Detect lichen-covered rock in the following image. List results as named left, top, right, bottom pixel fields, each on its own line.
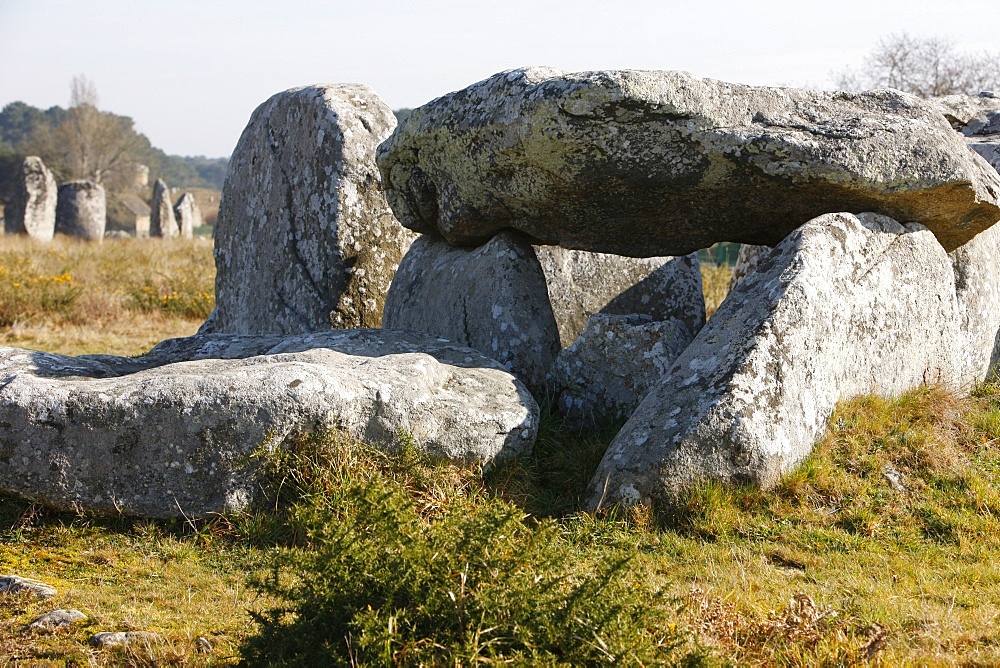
left=150, top=178, right=179, bottom=238
left=728, top=244, right=771, bottom=292
left=5, top=157, right=56, bottom=241
left=0, top=329, right=538, bottom=518
left=206, top=84, right=414, bottom=336
left=951, top=223, right=1000, bottom=384
left=383, top=233, right=559, bottom=396
left=173, top=192, right=202, bottom=240
left=0, top=575, right=56, bottom=598
left=29, top=609, right=87, bottom=629
left=56, top=180, right=106, bottom=242
left=587, top=212, right=964, bottom=509
left=549, top=314, right=694, bottom=426
left=533, top=248, right=705, bottom=347
left=379, top=67, right=1000, bottom=255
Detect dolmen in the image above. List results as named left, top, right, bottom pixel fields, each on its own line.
left=2, top=68, right=1000, bottom=519
left=376, top=67, right=1000, bottom=510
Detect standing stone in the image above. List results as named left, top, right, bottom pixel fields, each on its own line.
left=173, top=192, right=201, bottom=240
left=150, top=179, right=179, bottom=238
left=533, top=248, right=705, bottom=347
left=5, top=156, right=57, bottom=241
left=383, top=232, right=560, bottom=396
left=379, top=67, right=1000, bottom=255
left=56, top=180, right=106, bottom=242
left=587, top=212, right=964, bottom=509
left=206, top=84, right=414, bottom=335
left=549, top=314, right=694, bottom=426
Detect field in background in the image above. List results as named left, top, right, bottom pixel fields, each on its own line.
left=0, top=235, right=214, bottom=356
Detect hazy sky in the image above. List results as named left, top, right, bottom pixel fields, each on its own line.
left=2, top=0, right=998, bottom=158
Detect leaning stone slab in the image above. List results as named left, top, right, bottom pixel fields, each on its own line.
left=383, top=232, right=560, bottom=396
left=206, top=84, right=415, bottom=336
left=728, top=244, right=771, bottom=292
left=379, top=67, right=1000, bottom=255
left=150, top=178, right=178, bottom=239
left=587, top=212, right=963, bottom=509
left=5, top=156, right=56, bottom=241
left=534, top=248, right=705, bottom=347
left=0, top=329, right=538, bottom=518
left=56, top=180, right=106, bottom=242
left=549, top=314, right=694, bottom=427
left=0, top=575, right=56, bottom=598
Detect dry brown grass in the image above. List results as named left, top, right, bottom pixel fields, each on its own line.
left=0, top=234, right=213, bottom=356
left=700, top=263, right=733, bottom=320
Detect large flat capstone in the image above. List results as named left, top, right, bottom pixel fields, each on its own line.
left=587, top=212, right=967, bottom=509
left=378, top=68, right=1000, bottom=255
left=0, top=330, right=538, bottom=518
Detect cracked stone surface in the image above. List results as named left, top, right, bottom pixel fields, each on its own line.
left=378, top=67, right=1000, bottom=255
left=549, top=314, right=695, bottom=427
left=204, top=84, right=415, bottom=335
left=534, top=248, right=704, bottom=347
left=5, top=156, right=56, bottom=241
left=383, top=232, right=560, bottom=396
left=586, top=212, right=967, bottom=509
left=0, top=329, right=538, bottom=518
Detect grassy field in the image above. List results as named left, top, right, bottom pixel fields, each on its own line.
left=2, top=238, right=999, bottom=665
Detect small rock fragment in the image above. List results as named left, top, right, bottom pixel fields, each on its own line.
left=90, top=631, right=161, bottom=648
left=28, top=609, right=87, bottom=629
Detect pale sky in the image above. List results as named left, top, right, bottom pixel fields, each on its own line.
left=2, top=0, right=998, bottom=158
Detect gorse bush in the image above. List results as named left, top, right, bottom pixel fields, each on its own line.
left=0, top=254, right=79, bottom=326
left=240, top=433, right=678, bottom=666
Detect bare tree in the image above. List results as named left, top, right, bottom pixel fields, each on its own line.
left=834, top=33, right=1000, bottom=97
left=23, top=76, right=145, bottom=192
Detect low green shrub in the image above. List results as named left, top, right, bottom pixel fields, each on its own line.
left=240, top=433, right=678, bottom=666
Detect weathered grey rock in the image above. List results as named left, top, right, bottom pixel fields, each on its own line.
left=150, top=179, right=179, bottom=238
left=932, top=92, right=1000, bottom=134
left=549, top=314, right=694, bottom=426
left=90, top=631, right=161, bottom=648
left=0, top=575, right=56, bottom=598
left=587, top=212, right=964, bottom=509
left=29, top=609, right=87, bottom=629
left=379, top=67, right=1000, bottom=255
left=0, top=329, right=537, bottom=517
left=56, top=180, right=106, bottom=242
left=4, top=157, right=56, bottom=241
left=173, top=192, right=201, bottom=240
left=533, top=248, right=705, bottom=347
left=970, top=136, right=1000, bottom=172
left=206, top=84, right=415, bottom=336
left=383, top=233, right=559, bottom=395
left=729, top=244, right=771, bottom=292
left=951, top=222, right=1000, bottom=384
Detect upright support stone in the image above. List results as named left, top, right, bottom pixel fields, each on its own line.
left=56, top=180, right=106, bottom=242
left=5, top=156, right=56, bottom=241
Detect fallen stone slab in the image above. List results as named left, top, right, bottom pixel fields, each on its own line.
left=379, top=67, right=1000, bottom=255
left=383, top=232, right=561, bottom=396
left=534, top=248, right=705, bottom=347
left=205, top=84, right=415, bottom=336
left=549, top=314, right=694, bottom=426
left=0, top=329, right=538, bottom=518
left=587, top=212, right=964, bottom=509
left=28, top=609, right=87, bottom=629
left=0, top=575, right=57, bottom=598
